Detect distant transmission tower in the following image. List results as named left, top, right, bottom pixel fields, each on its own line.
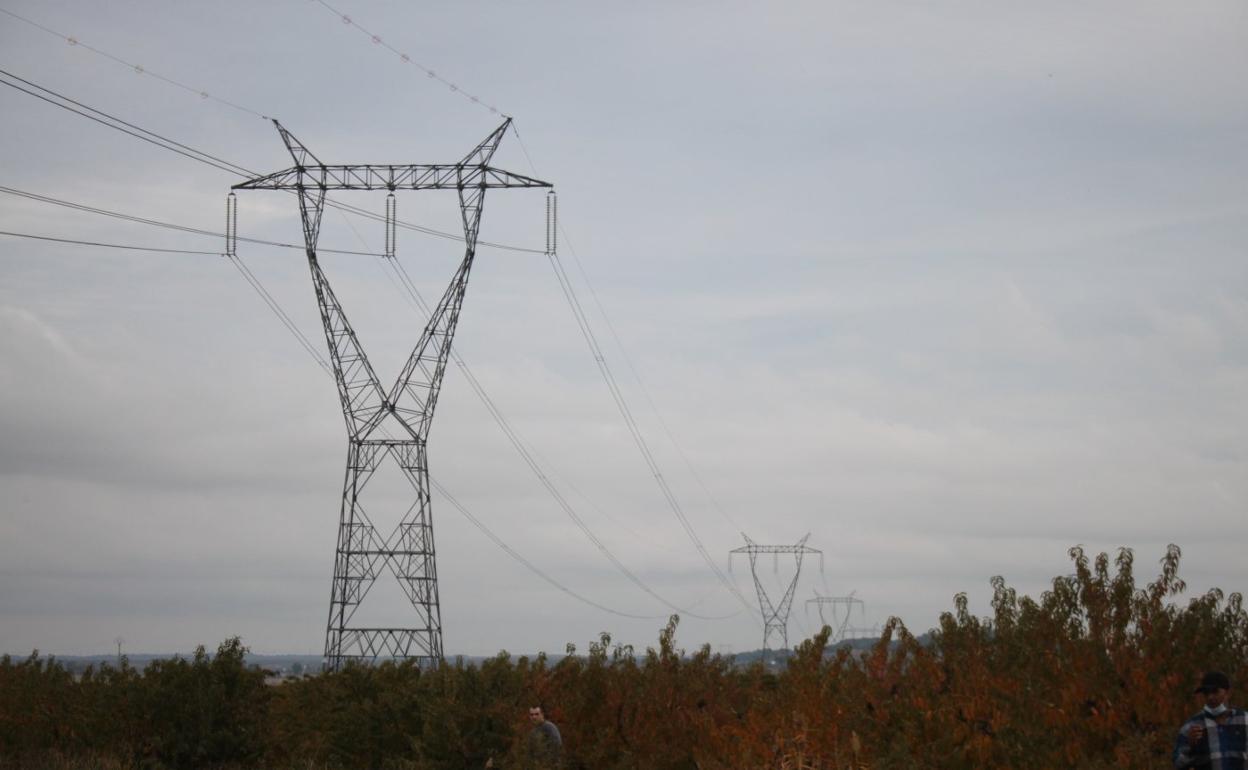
left=806, top=590, right=865, bottom=644
left=233, top=120, right=550, bottom=670
left=730, top=533, right=821, bottom=664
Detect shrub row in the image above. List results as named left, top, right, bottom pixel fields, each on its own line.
left=1, top=545, right=1244, bottom=769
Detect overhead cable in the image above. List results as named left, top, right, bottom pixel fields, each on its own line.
left=429, top=478, right=662, bottom=620
left=228, top=250, right=664, bottom=621
left=544, top=245, right=754, bottom=614
left=226, top=254, right=333, bottom=374
left=308, top=0, right=504, bottom=116
left=338, top=211, right=702, bottom=555
left=0, top=68, right=543, bottom=255
left=0, top=68, right=246, bottom=176
left=0, top=185, right=385, bottom=257
left=557, top=219, right=745, bottom=533
left=0, top=6, right=270, bottom=120
left=505, top=123, right=756, bottom=613
left=2, top=30, right=728, bottom=622
left=0, top=229, right=221, bottom=256
left=338, top=214, right=739, bottom=620
left=281, top=0, right=761, bottom=613
left=0, top=119, right=686, bottom=619
left=2, top=219, right=654, bottom=620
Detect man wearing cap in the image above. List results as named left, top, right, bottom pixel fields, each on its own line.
left=1174, top=671, right=1248, bottom=769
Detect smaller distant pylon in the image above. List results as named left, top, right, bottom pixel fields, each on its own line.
left=806, top=590, right=866, bottom=644
left=730, top=533, right=821, bottom=665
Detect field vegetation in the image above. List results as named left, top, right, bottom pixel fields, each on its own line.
left=1, top=545, right=1245, bottom=769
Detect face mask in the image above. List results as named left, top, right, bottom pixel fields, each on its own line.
left=1205, top=704, right=1228, bottom=717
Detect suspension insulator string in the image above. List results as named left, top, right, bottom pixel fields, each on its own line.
left=225, top=192, right=237, bottom=257
left=384, top=192, right=396, bottom=259
left=545, top=190, right=557, bottom=256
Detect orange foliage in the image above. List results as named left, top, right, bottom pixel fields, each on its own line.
left=1, top=545, right=1244, bottom=769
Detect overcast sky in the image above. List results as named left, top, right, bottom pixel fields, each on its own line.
left=1, top=0, right=1245, bottom=658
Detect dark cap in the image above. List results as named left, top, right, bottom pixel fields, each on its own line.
left=1195, top=671, right=1231, bottom=694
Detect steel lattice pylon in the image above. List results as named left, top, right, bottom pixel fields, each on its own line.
left=234, top=120, right=550, bottom=670
left=730, top=533, right=821, bottom=665
left=806, top=590, right=865, bottom=644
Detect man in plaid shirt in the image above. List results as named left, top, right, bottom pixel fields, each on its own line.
left=1174, top=671, right=1248, bottom=769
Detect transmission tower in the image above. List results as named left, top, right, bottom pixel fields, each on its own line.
left=806, top=590, right=865, bottom=644
left=730, top=533, right=821, bottom=665
left=233, top=119, right=551, bottom=670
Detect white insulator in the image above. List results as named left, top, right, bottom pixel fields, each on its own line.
left=385, top=193, right=396, bottom=259
left=225, top=192, right=237, bottom=257
left=545, top=190, right=557, bottom=256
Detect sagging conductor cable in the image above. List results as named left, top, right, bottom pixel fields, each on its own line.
left=0, top=68, right=544, bottom=255
left=511, top=123, right=757, bottom=617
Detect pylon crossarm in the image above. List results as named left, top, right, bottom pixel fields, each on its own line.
left=731, top=545, right=821, bottom=555
left=235, top=119, right=549, bottom=192
left=233, top=164, right=549, bottom=191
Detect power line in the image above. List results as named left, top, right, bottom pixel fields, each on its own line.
left=507, top=124, right=757, bottom=614
left=337, top=213, right=738, bottom=620
left=231, top=240, right=660, bottom=622
left=4, top=210, right=670, bottom=617
left=329, top=196, right=545, bottom=255
left=0, top=185, right=385, bottom=257
left=2, top=182, right=700, bottom=620
left=226, top=254, right=333, bottom=374
left=0, top=229, right=221, bottom=256
left=544, top=246, right=754, bottom=614
left=271, top=2, right=758, bottom=612
left=429, top=477, right=661, bottom=620
left=504, top=125, right=753, bottom=607
left=232, top=249, right=659, bottom=621
left=308, top=0, right=504, bottom=116
left=2, top=217, right=657, bottom=621
left=0, top=68, right=544, bottom=255
left=0, top=69, right=246, bottom=176
left=0, top=6, right=270, bottom=120
left=0, top=143, right=659, bottom=622
left=2, top=39, right=740, bottom=622
left=345, top=215, right=687, bottom=556
left=556, top=219, right=744, bottom=533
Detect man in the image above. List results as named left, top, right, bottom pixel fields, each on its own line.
left=483, top=705, right=562, bottom=769
left=1174, top=671, right=1248, bottom=769
left=528, top=704, right=562, bottom=768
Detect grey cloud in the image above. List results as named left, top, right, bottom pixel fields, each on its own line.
left=1, top=0, right=1244, bottom=657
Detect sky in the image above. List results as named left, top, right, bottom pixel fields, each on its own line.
left=1, top=0, right=1245, bottom=658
